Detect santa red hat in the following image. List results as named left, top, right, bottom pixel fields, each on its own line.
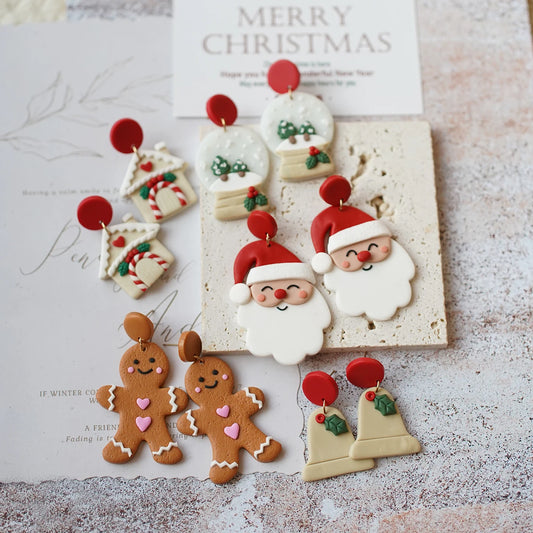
left=310, top=176, right=390, bottom=274
left=230, top=211, right=315, bottom=305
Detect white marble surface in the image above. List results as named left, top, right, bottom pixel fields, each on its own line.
left=1, top=0, right=532, bottom=531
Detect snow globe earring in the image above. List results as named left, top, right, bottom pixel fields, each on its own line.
left=260, top=59, right=335, bottom=181
left=195, top=94, right=270, bottom=221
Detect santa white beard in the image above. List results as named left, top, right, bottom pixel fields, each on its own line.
left=237, top=288, right=331, bottom=365
left=324, top=240, right=415, bottom=321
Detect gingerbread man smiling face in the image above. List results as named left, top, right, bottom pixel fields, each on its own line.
left=176, top=331, right=282, bottom=484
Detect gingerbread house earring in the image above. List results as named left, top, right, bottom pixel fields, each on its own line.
left=260, top=59, right=335, bottom=181
left=195, top=94, right=270, bottom=221
left=111, top=118, right=197, bottom=223
left=76, top=196, right=174, bottom=298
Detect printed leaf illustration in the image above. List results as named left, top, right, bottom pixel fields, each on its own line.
left=7, top=137, right=102, bottom=162
left=25, top=73, right=72, bottom=127
left=324, top=414, right=348, bottom=436
left=278, top=120, right=297, bottom=140
left=374, top=394, right=397, bottom=416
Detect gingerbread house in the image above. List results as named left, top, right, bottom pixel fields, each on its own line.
left=119, top=142, right=197, bottom=223
left=99, top=214, right=174, bottom=299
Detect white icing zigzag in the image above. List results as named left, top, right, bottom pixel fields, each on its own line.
left=111, top=437, right=132, bottom=457
left=210, top=460, right=238, bottom=469
left=186, top=409, right=198, bottom=436
left=152, top=441, right=178, bottom=456
left=244, top=387, right=263, bottom=409
left=168, top=386, right=178, bottom=413
left=254, top=436, right=272, bottom=459
left=107, top=385, right=116, bottom=411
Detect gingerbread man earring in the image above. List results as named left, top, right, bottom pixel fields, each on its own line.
left=261, top=59, right=335, bottom=181
left=301, top=371, right=374, bottom=481
left=95, top=312, right=188, bottom=464
left=176, top=331, right=282, bottom=484
left=346, top=357, right=421, bottom=460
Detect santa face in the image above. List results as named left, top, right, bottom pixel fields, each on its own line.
left=330, top=236, right=391, bottom=272
left=324, top=240, right=415, bottom=321
left=250, top=278, right=313, bottom=308
left=237, top=286, right=331, bottom=365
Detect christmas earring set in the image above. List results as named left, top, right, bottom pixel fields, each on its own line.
left=97, top=312, right=282, bottom=484
left=76, top=119, right=198, bottom=298
left=302, top=357, right=421, bottom=482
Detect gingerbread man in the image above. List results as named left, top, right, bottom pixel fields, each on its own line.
left=96, top=312, right=188, bottom=464
left=176, top=331, right=282, bottom=484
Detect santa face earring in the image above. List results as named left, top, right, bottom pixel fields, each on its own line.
left=301, top=371, right=375, bottom=481
left=195, top=94, right=270, bottom=221
left=229, top=211, right=331, bottom=365
left=311, top=175, right=416, bottom=321
left=111, top=118, right=197, bottom=223
left=77, top=196, right=174, bottom=299
left=346, top=357, right=421, bottom=460
left=261, top=60, right=335, bottom=181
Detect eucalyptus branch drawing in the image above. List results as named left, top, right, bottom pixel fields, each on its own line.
left=0, top=57, right=172, bottom=162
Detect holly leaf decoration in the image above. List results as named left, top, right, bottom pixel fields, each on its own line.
left=163, top=172, right=176, bottom=182
left=139, top=185, right=150, bottom=199
left=324, top=414, right=348, bottom=436
left=244, top=196, right=255, bottom=212
left=118, top=261, right=129, bottom=276
left=306, top=155, right=318, bottom=169
left=374, top=394, right=397, bottom=416
left=137, top=242, right=151, bottom=253
left=255, top=194, right=268, bottom=206
left=317, top=152, right=330, bottom=163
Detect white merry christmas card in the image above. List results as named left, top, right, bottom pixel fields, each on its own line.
left=173, top=0, right=423, bottom=117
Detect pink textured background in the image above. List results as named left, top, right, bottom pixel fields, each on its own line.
left=1, top=1, right=532, bottom=531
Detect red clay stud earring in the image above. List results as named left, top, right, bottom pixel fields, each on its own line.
left=77, top=195, right=174, bottom=298
left=195, top=94, right=270, bottom=221
left=346, top=357, right=421, bottom=460
left=111, top=118, right=197, bottom=223
left=301, top=371, right=374, bottom=481
left=260, top=59, right=335, bottom=181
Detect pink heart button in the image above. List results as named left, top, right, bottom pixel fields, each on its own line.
left=136, top=416, right=152, bottom=432
left=223, top=423, right=240, bottom=440
left=136, top=398, right=150, bottom=410
left=216, top=405, right=230, bottom=418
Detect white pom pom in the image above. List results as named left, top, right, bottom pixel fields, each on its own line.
left=229, top=283, right=251, bottom=305
left=311, top=252, right=333, bottom=274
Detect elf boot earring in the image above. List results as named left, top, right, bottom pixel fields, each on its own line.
left=111, top=118, right=197, bottom=223
left=195, top=94, right=270, bottom=221
left=301, top=371, right=374, bottom=481
left=346, top=357, right=421, bottom=460
left=260, top=60, right=335, bottom=181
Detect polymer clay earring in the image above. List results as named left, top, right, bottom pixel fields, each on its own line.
left=346, top=357, right=421, bottom=460
left=195, top=94, right=270, bottom=221
left=301, top=371, right=374, bottom=481
left=229, top=211, right=331, bottom=365
left=261, top=59, right=335, bottom=181
left=77, top=195, right=174, bottom=298
left=95, top=312, right=188, bottom=463
left=311, top=175, right=415, bottom=320
left=175, top=331, right=282, bottom=484
left=111, top=118, right=197, bottom=223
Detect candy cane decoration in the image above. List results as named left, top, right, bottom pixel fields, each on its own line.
left=128, top=252, right=169, bottom=292
left=148, top=181, right=187, bottom=220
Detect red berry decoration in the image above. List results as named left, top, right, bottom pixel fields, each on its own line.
left=365, top=391, right=376, bottom=401
left=267, top=59, right=300, bottom=94
left=77, top=196, right=113, bottom=231
left=110, top=118, right=143, bottom=154
left=319, top=175, right=352, bottom=207
left=309, top=146, right=320, bottom=156
left=247, top=211, right=277, bottom=240
left=302, top=371, right=338, bottom=406
left=206, top=94, right=238, bottom=127
left=346, top=357, right=385, bottom=389
left=315, top=413, right=326, bottom=424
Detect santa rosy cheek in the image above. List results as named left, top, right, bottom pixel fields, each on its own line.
left=222, top=374, right=228, bottom=380
left=195, top=387, right=201, bottom=393
left=298, top=290, right=308, bottom=299
left=341, top=260, right=350, bottom=269
left=156, top=367, right=163, bottom=374
left=380, top=246, right=389, bottom=253
left=128, top=367, right=134, bottom=374
left=256, top=294, right=266, bottom=302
